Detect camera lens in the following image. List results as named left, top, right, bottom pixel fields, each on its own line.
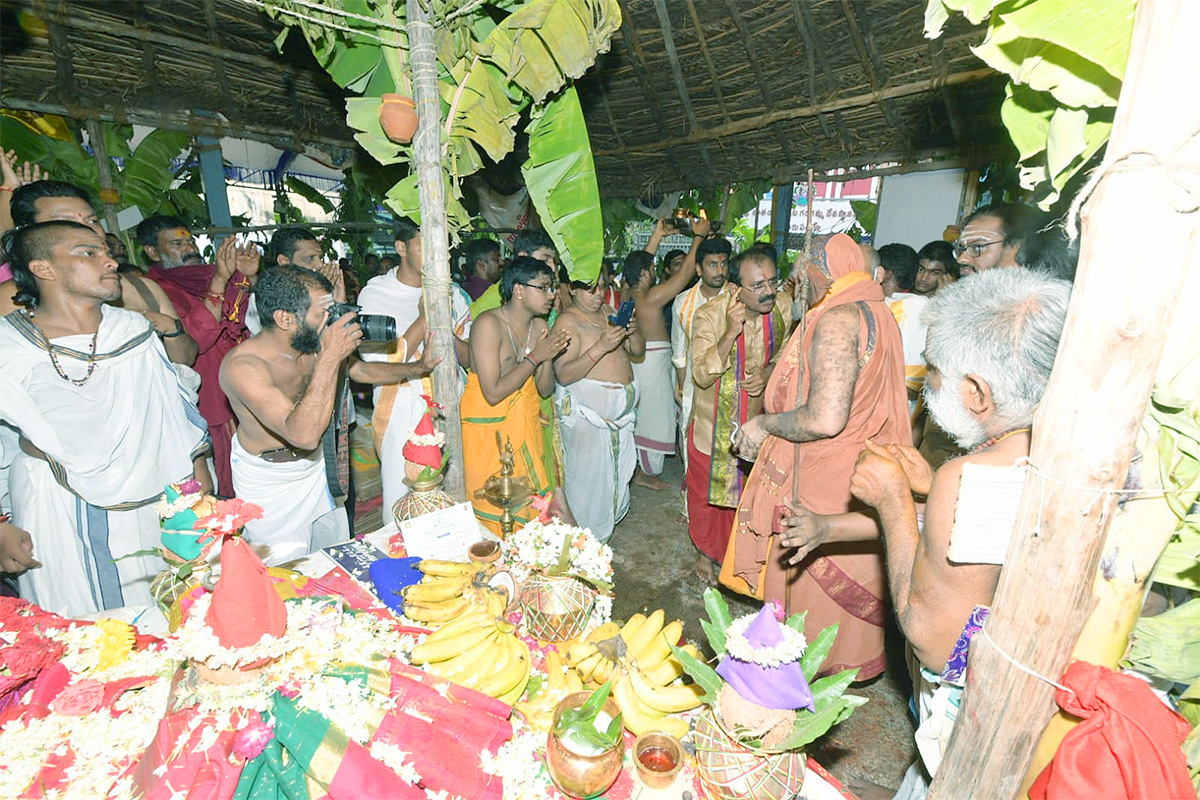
left=357, top=313, right=397, bottom=342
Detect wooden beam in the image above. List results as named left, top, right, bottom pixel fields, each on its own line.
left=928, top=0, right=1200, bottom=796
left=407, top=0, right=464, bottom=500
left=0, top=96, right=356, bottom=155
left=930, top=38, right=965, bottom=145
left=651, top=0, right=713, bottom=176
left=44, top=21, right=78, bottom=107
left=839, top=0, right=905, bottom=133
left=793, top=0, right=854, bottom=150
left=593, top=68, right=995, bottom=156
left=203, top=0, right=233, bottom=107
left=597, top=91, right=640, bottom=182
left=787, top=0, right=834, bottom=143
left=683, top=0, right=730, bottom=125
left=617, top=4, right=669, bottom=140
left=721, top=0, right=794, bottom=163
left=85, top=119, right=120, bottom=236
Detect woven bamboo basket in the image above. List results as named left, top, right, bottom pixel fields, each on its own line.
left=517, top=573, right=595, bottom=642
left=693, top=709, right=806, bottom=800
left=393, top=476, right=456, bottom=524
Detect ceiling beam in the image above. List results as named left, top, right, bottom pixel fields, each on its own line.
left=651, top=0, right=713, bottom=176
left=721, top=0, right=795, bottom=164
left=593, top=68, right=996, bottom=156
left=792, top=0, right=854, bottom=151
left=840, top=0, right=906, bottom=133
left=203, top=0, right=233, bottom=107
left=683, top=0, right=730, bottom=125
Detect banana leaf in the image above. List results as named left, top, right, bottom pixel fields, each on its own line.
left=522, top=85, right=603, bottom=282
left=286, top=175, right=336, bottom=214
left=120, top=130, right=191, bottom=214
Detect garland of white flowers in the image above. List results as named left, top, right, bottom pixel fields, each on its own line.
left=723, top=613, right=807, bottom=669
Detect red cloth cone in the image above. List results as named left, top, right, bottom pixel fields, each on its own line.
left=402, top=394, right=443, bottom=469
left=204, top=538, right=286, bottom=648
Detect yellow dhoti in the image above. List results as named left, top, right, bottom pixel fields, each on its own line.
left=462, top=372, right=551, bottom=535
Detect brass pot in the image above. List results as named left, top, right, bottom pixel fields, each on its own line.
left=545, top=691, right=625, bottom=798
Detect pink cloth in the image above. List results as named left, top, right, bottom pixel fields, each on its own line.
left=0, top=262, right=12, bottom=283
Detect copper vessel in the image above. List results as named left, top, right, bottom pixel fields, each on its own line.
left=545, top=691, right=625, bottom=798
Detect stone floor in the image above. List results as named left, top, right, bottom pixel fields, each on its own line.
left=351, top=421, right=917, bottom=792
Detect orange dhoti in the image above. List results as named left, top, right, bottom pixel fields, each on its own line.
left=461, top=372, right=551, bottom=536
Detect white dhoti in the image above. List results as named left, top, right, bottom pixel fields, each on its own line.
left=556, top=379, right=638, bottom=542
left=12, top=453, right=162, bottom=618
left=631, top=341, right=676, bottom=476
left=0, top=307, right=208, bottom=617
left=230, top=434, right=349, bottom=564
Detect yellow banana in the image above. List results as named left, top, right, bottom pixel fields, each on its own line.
left=591, top=656, right=616, bottom=686
left=403, top=594, right=471, bottom=623
left=565, top=668, right=584, bottom=694
left=576, top=650, right=604, bottom=683
left=565, top=641, right=599, bottom=667
left=403, top=575, right=471, bottom=603
left=586, top=621, right=620, bottom=643
left=410, top=620, right=497, bottom=664
left=624, top=609, right=665, bottom=660
left=471, top=634, right=519, bottom=694
left=418, top=559, right=487, bottom=578
left=616, top=613, right=646, bottom=650
left=416, top=610, right=490, bottom=643
left=489, top=638, right=532, bottom=703
left=545, top=649, right=567, bottom=695
left=633, top=619, right=682, bottom=668
left=482, top=590, right=507, bottom=617
left=425, top=629, right=501, bottom=680
left=613, top=675, right=690, bottom=739
left=513, top=698, right=555, bottom=732
left=628, top=665, right=704, bottom=714
left=644, top=643, right=700, bottom=686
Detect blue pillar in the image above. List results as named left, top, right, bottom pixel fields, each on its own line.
left=196, top=131, right=231, bottom=238
left=770, top=182, right=795, bottom=262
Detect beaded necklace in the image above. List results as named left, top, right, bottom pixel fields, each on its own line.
left=22, top=310, right=99, bottom=387
left=970, top=427, right=1031, bottom=454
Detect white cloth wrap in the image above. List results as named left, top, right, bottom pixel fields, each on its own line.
left=556, top=379, right=638, bottom=542
left=631, top=341, right=676, bottom=476
left=230, top=433, right=347, bottom=563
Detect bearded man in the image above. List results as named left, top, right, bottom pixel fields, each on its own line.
left=139, top=215, right=260, bottom=495
left=0, top=222, right=210, bottom=616
left=839, top=267, right=1070, bottom=796
left=729, top=233, right=911, bottom=680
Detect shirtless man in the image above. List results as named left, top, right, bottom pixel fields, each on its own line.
left=220, top=265, right=433, bottom=561
left=786, top=268, right=1071, bottom=797
left=462, top=256, right=570, bottom=533
left=553, top=278, right=645, bottom=541
left=627, top=216, right=713, bottom=489
left=0, top=180, right=197, bottom=365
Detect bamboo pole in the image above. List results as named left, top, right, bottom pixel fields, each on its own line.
left=84, top=119, right=120, bottom=236
left=927, top=1, right=1200, bottom=796
left=407, top=0, right=465, bottom=500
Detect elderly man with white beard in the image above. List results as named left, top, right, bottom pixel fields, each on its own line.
left=777, top=268, right=1071, bottom=799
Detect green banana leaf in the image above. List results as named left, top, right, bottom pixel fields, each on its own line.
left=120, top=130, right=191, bottom=214
left=286, top=175, right=336, bottom=214
left=522, top=85, right=603, bottom=282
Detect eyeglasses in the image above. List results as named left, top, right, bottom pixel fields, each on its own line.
left=744, top=277, right=781, bottom=293
left=517, top=281, right=557, bottom=295
left=952, top=239, right=1004, bottom=259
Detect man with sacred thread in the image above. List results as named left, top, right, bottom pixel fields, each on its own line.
left=0, top=221, right=211, bottom=617
left=462, top=255, right=570, bottom=534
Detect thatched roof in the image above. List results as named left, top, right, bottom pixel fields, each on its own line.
left=0, top=0, right=1008, bottom=194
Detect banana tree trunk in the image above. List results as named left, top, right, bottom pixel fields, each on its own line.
left=407, top=0, right=464, bottom=500
left=85, top=119, right=120, bottom=236
left=928, top=1, right=1200, bottom=796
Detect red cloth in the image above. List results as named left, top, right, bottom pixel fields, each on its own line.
left=1030, top=661, right=1194, bottom=800
left=133, top=699, right=244, bottom=800
left=686, top=424, right=737, bottom=563
left=205, top=537, right=287, bottom=648
left=148, top=264, right=252, bottom=496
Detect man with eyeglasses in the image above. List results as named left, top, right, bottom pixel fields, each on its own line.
left=462, top=256, right=571, bottom=534
left=953, top=203, right=1042, bottom=276
left=686, top=247, right=790, bottom=582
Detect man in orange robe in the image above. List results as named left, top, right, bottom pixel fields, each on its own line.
left=727, top=234, right=911, bottom=680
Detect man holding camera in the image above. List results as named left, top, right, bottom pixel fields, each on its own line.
left=220, top=265, right=433, bottom=561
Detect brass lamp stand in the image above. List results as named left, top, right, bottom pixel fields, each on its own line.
left=473, top=433, right=533, bottom=537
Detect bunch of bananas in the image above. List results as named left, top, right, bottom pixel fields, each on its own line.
left=401, top=560, right=506, bottom=624
left=409, top=610, right=532, bottom=704
left=512, top=647, right=585, bottom=732
left=565, top=609, right=705, bottom=739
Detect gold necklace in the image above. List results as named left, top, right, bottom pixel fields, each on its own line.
left=501, top=307, right=533, bottom=357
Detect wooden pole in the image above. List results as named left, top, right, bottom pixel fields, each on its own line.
left=928, top=1, right=1200, bottom=797
left=406, top=0, right=464, bottom=500
left=84, top=119, right=120, bottom=236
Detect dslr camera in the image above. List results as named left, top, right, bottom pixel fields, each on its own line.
left=325, top=302, right=396, bottom=342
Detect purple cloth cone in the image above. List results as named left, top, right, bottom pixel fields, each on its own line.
left=715, top=606, right=814, bottom=711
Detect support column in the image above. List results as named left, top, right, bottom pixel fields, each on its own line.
left=407, top=0, right=465, bottom=500
left=928, top=1, right=1200, bottom=796
left=195, top=124, right=231, bottom=238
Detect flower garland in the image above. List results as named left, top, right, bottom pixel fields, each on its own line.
left=724, top=612, right=807, bottom=668
left=479, top=720, right=553, bottom=799
left=505, top=519, right=615, bottom=630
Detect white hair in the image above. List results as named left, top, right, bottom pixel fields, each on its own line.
left=923, top=268, right=1071, bottom=433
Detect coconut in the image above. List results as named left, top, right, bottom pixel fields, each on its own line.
left=717, top=683, right=797, bottom=749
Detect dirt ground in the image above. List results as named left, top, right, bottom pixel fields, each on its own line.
left=352, top=423, right=917, bottom=791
